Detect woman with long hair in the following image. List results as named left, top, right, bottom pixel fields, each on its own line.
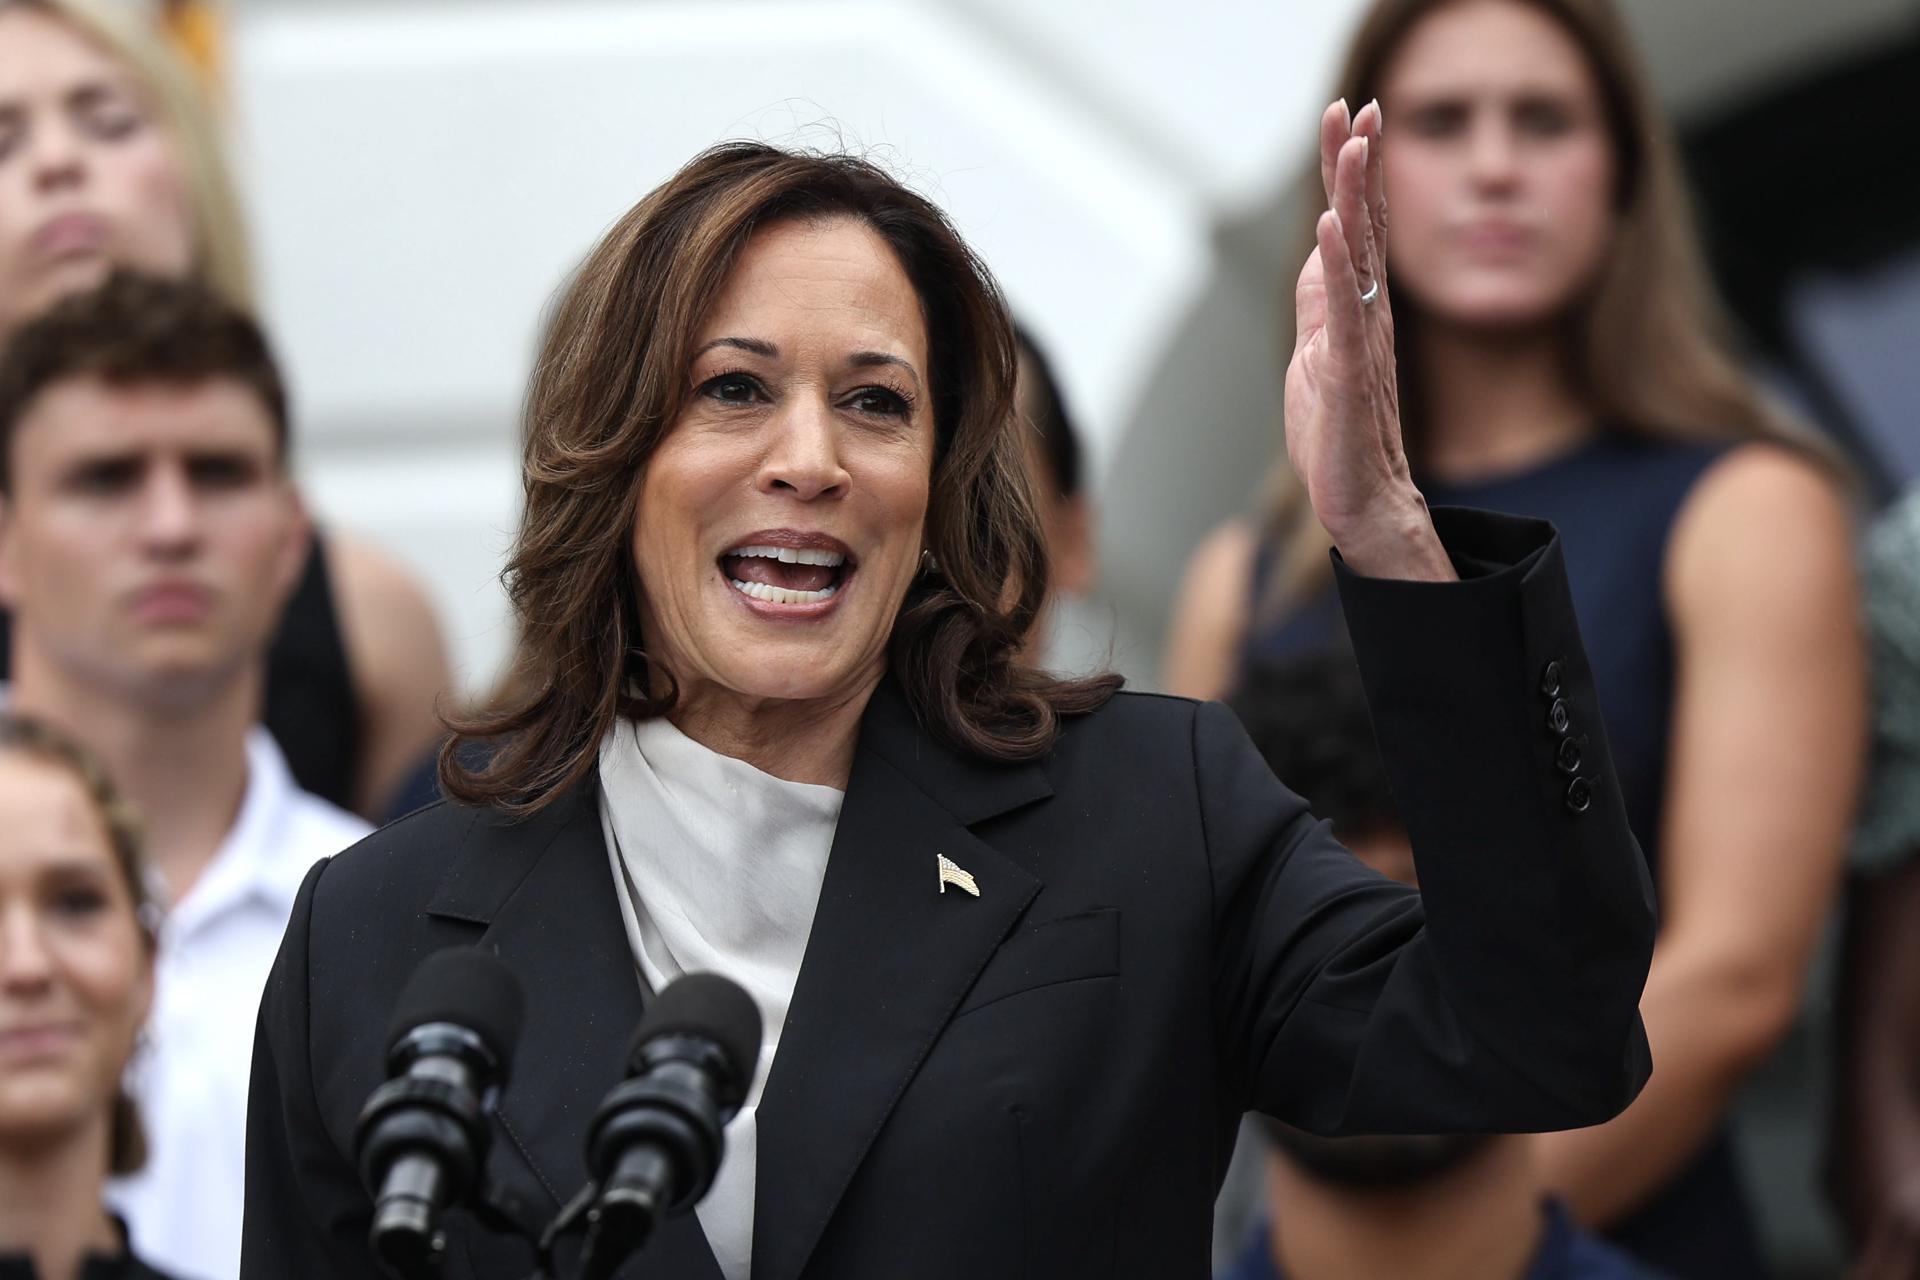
left=0, top=0, right=452, bottom=820
left=1169, top=2, right=1864, bottom=1273
left=0, top=713, right=176, bottom=1279
left=243, top=119, right=1659, bottom=1277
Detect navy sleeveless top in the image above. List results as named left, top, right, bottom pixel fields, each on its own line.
left=1241, top=433, right=1765, bottom=1280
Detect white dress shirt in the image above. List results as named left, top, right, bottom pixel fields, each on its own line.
left=108, top=728, right=371, bottom=1280
left=598, top=715, right=843, bottom=1280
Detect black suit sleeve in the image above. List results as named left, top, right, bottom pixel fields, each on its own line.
left=243, top=857, right=383, bottom=1278
left=1208, top=507, right=1656, bottom=1134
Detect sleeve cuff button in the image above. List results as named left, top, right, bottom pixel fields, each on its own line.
left=1565, top=777, right=1594, bottom=813
left=1547, top=698, right=1571, bottom=735
left=1541, top=660, right=1564, bottom=696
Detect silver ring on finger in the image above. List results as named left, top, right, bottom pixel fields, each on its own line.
left=1358, top=278, right=1381, bottom=305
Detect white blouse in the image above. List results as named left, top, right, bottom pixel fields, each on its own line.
left=597, top=715, right=844, bottom=1280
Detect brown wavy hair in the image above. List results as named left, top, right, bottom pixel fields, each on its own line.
left=0, top=712, right=154, bottom=1175
left=444, top=143, right=1121, bottom=815
left=1258, top=0, right=1837, bottom=612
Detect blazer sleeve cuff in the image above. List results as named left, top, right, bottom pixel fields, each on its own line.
left=1330, top=505, right=1555, bottom=587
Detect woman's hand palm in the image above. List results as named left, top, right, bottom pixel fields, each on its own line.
left=1282, top=100, right=1432, bottom=575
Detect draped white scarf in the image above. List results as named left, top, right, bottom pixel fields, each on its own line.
left=598, top=714, right=844, bottom=1280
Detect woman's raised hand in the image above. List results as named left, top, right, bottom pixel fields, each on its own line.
left=1284, top=100, right=1454, bottom=582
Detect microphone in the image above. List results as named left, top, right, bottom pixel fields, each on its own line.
left=578, top=972, right=763, bottom=1279
left=353, top=948, right=526, bottom=1279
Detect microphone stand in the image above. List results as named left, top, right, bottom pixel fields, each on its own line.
left=492, top=1178, right=649, bottom=1280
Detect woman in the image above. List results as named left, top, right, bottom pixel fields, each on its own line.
left=1167, top=1, right=1864, bottom=1274
left=0, top=713, right=177, bottom=1280
left=0, top=0, right=452, bottom=818
left=244, top=113, right=1657, bottom=1279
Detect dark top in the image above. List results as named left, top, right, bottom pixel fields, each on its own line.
left=0, top=1257, right=176, bottom=1280
left=261, top=537, right=361, bottom=809
left=383, top=742, right=445, bottom=821
left=0, top=1218, right=182, bottom=1280
left=243, top=510, right=1656, bottom=1280
left=1243, top=433, right=1756, bottom=1280
left=0, top=536, right=361, bottom=810
left=1217, top=1199, right=1659, bottom=1280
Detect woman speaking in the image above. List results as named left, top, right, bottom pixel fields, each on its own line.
left=243, top=104, right=1656, bottom=1280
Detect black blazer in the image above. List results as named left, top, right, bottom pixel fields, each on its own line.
left=243, top=509, right=1656, bottom=1280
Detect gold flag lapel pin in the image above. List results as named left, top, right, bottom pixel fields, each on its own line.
left=937, top=854, right=980, bottom=897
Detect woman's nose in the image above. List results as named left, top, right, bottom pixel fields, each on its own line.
left=28, top=117, right=87, bottom=195
left=758, top=399, right=851, bottom=502
left=1465, top=119, right=1521, bottom=190
left=0, top=904, right=56, bottom=994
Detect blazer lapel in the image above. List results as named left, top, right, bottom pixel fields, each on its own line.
left=425, top=778, right=726, bottom=1280
left=751, top=682, right=1051, bottom=1280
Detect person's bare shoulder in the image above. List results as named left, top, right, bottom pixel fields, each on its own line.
left=326, top=532, right=455, bottom=815
left=1164, top=520, right=1259, bottom=700
left=1665, top=442, right=1855, bottom=621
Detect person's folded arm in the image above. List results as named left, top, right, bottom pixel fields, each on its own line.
left=1211, top=508, right=1657, bottom=1135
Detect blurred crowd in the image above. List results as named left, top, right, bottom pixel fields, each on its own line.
left=0, top=0, right=1915, bottom=1278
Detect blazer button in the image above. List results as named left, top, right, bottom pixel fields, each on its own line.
left=1556, top=735, right=1585, bottom=775
left=1547, top=698, right=1571, bottom=735
left=1566, top=776, right=1594, bottom=813
left=1541, top=660, right=1564, bottom=697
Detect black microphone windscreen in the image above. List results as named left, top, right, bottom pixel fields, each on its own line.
left=386, top=947, right=526, bottom=1061
left=630, top=972, right=763, bottom=1084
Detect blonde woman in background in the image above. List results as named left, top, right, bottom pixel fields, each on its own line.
left=0, top=713, right=174, bottom=1280
left=0, top=0, right=452, bottom=820
left=1168, top=1, right=1864, bottom=1275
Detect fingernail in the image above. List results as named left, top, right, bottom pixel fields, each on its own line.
left=1337, top=97, right=1350, bottom=125
left=1370, top=98, right=1384, bottom=130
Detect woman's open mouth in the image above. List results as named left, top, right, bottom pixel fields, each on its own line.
left=719, top=540, right=855, bottom=607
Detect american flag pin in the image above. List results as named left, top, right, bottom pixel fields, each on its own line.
left=937, top=854, right=980, bottom=897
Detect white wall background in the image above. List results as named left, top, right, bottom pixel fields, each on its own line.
left=228, top=0, right=1916, bottom=693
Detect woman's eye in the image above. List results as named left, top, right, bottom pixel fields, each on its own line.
left=845, top=386, right=911, bottom=418
left=1403, top=104, right=1467, bottom=138
left=52, top=888, right=107, bottom=917
left=700, top=372, right=763, bottom=405
left=1515, top=101, right=1574, bottom=137
left=73, top=91, right=146, bottom=143
left=87, top=114, right=140, bottom=142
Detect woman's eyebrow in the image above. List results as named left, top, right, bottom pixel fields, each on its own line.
left=849, top=351, right=920, bottom=386
left=694, top=336, right=777, bottom=359
left=691, top=338, right=920, bottom=386
left=60, top=79, right=133, bottom=112
left=37, top=856, right=113, bottom=882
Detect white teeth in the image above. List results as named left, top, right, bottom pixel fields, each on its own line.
left=729, top=578, right=839, bottom=605
left=727, top=544, right=845, bottom=567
